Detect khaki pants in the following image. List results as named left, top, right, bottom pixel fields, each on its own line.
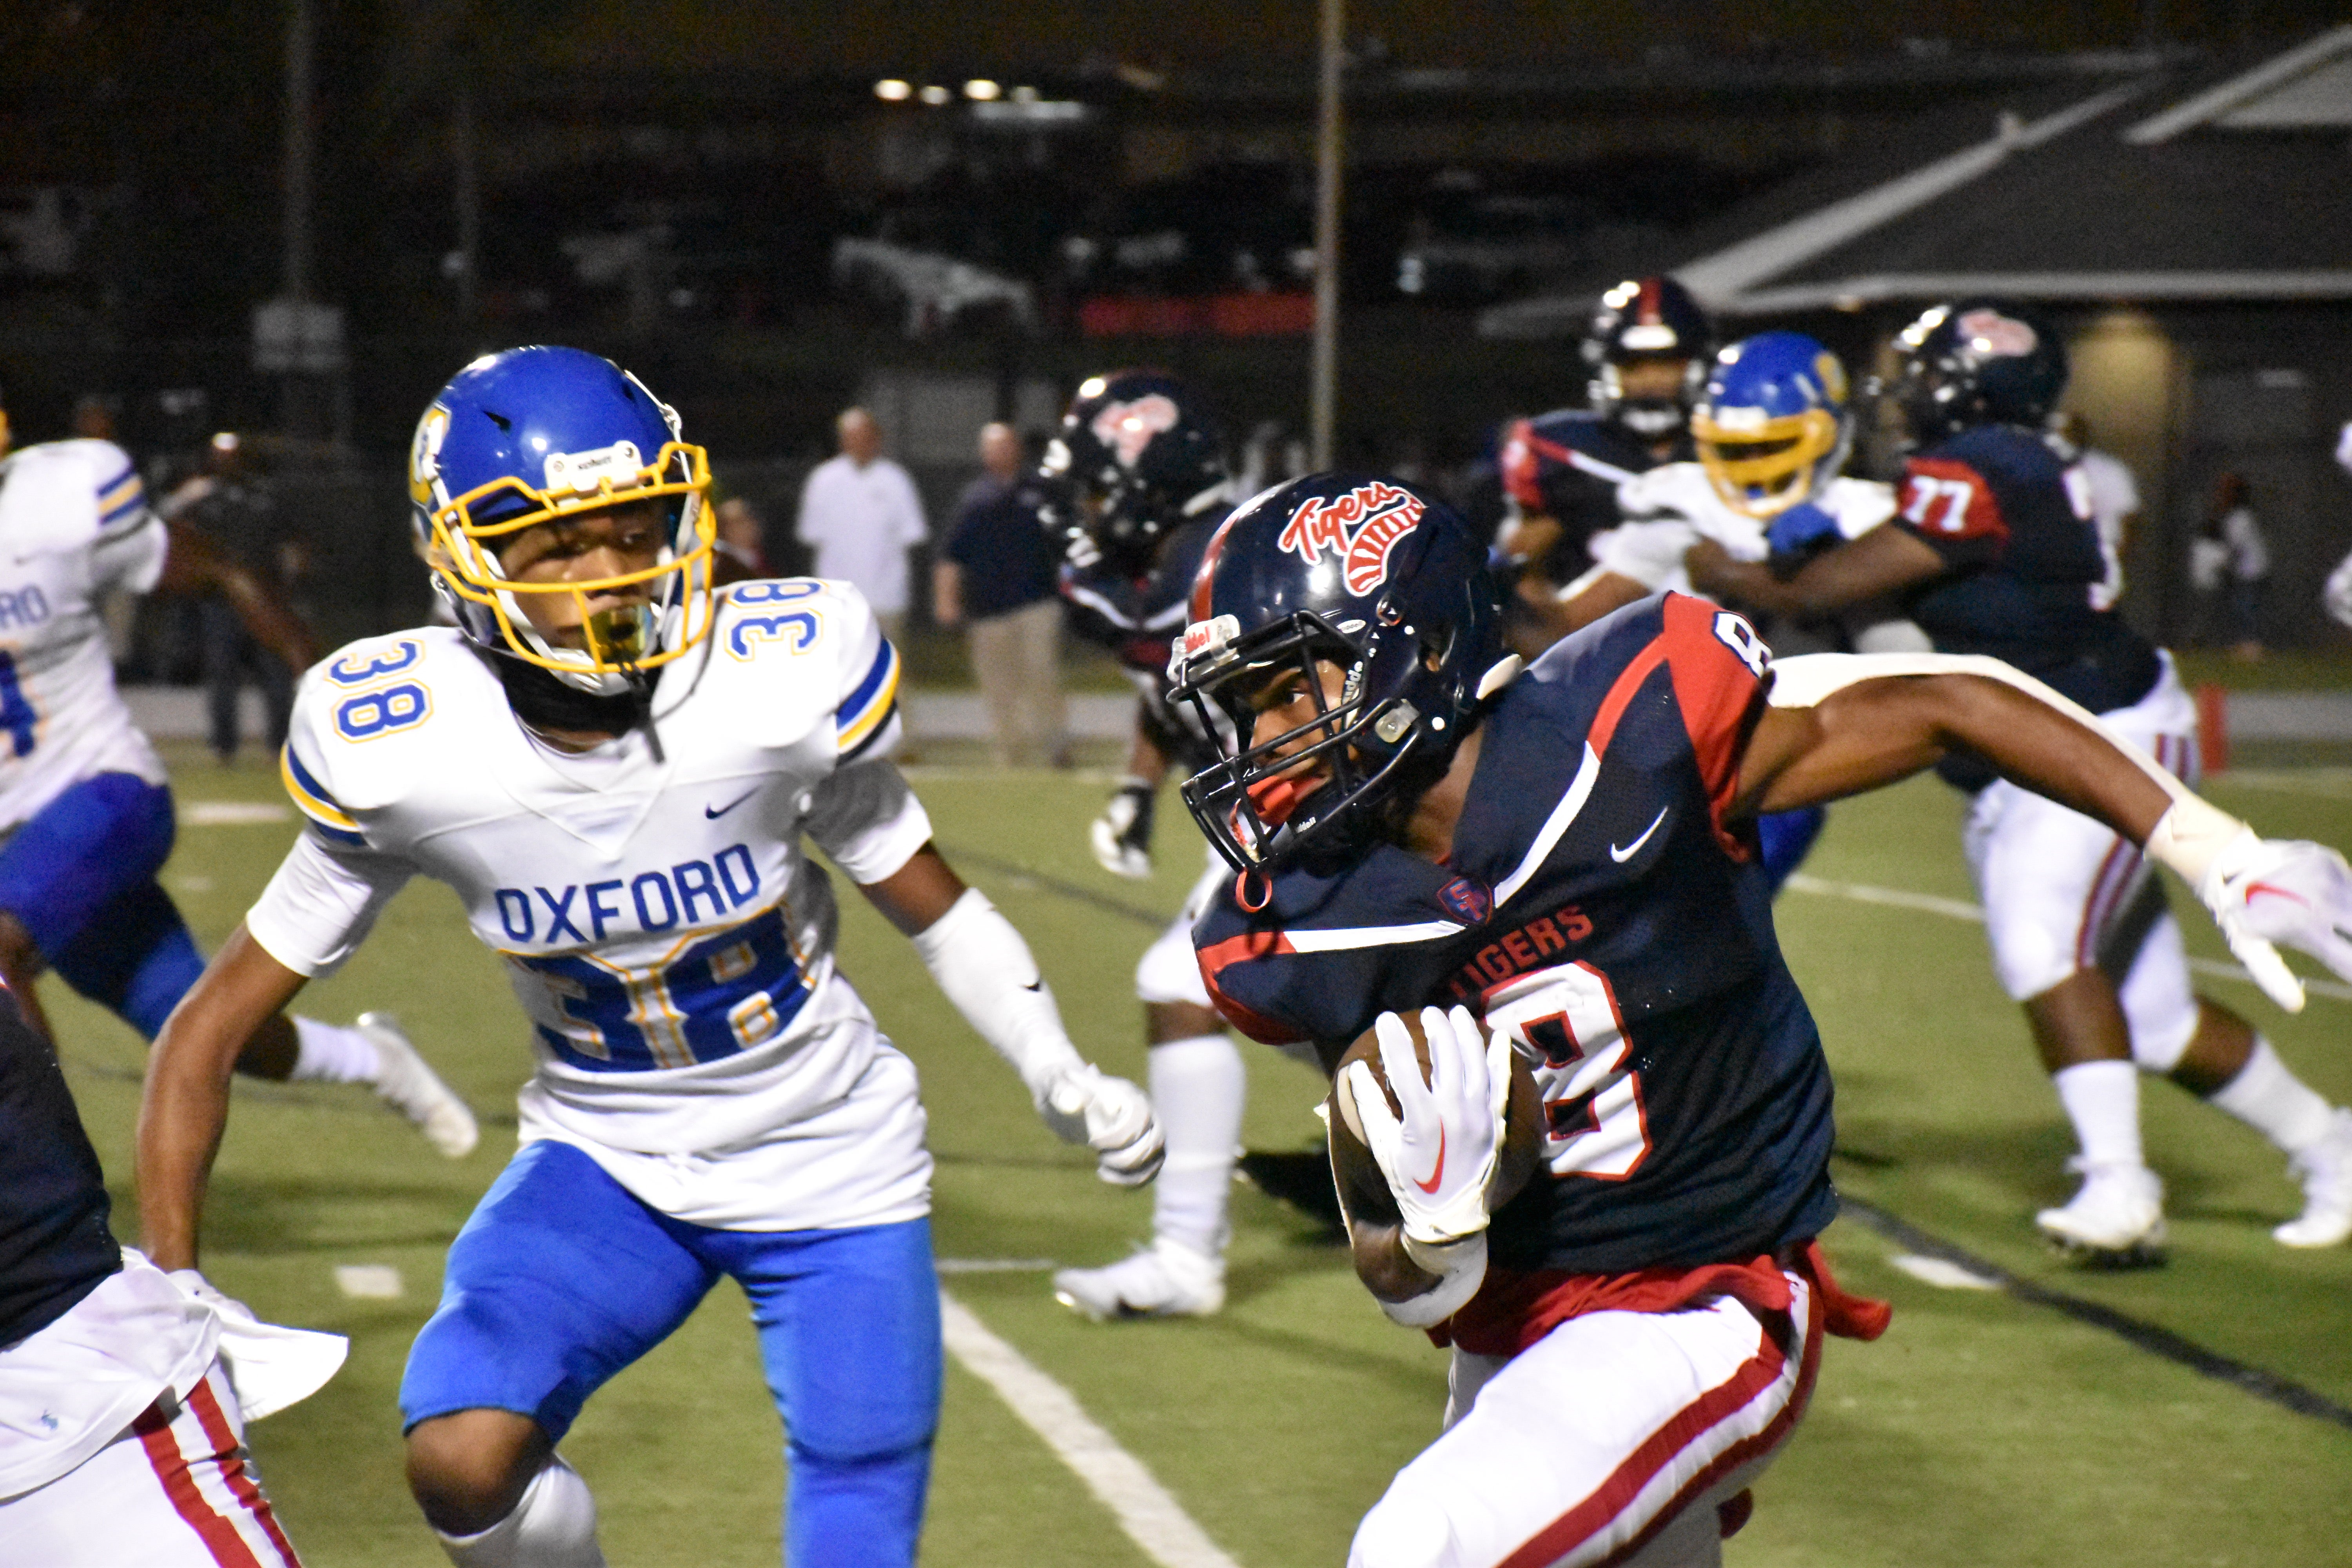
left=967, top=598, right=1067, bottom=767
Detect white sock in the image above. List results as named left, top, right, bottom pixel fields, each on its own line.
left=289, top=1016, right=383, bottom=1084
left=1149, top=1033, right=1246, bottom=1262
left=436, top=1454, right=605, bottom=1568
left=2207, top=1037, right=2336, bottom=1154
left=2052, top=1059, right=2144, bottom=1169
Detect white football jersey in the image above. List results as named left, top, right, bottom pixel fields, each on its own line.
left=1590, top=463, right=1898, bottom=595
left=0, top=439, right=170, bottom=830
left=247, top=580, right=935, bottom=1223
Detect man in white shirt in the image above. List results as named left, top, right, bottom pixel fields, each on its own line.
left=795, top=409, right=928, bottom=643
left=2047, top=413, right=2139, bottom=610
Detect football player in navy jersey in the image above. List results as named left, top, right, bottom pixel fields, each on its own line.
left=1689, top=300, right=2352, bottom=1259
left=1493, top=277, right=1711, bottom=655
left=1167, top=470, right=2352, bottom=1567
left=1040, top=372, right=1257, bottom=1319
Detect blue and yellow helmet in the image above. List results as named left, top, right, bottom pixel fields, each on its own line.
left=1691, top=332, right=1854, bottom=519
left=407, top=346, right=715, bottom=690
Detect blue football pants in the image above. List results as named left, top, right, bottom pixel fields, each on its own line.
left=402, top=1140, right=942, bottom=1567
left=0, top=772, right=205, bottom=1038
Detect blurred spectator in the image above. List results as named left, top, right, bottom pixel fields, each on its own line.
left=2190, top=471, right=2269, bottom=661
left=158, top=432, right=294, bottom=760
left=795, top=407, right=927, bottom=642
left=712, top=495, right=771, bottom=586
left=69, top=394, right=118, bottom=441
left=2048, top=412, right=2139, bottom=597
left=934, top=423, right=1066, bottom=768
left=2325, top=423, right=2352, bottom=630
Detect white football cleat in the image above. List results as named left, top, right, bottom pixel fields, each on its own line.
left=1053, top=1237, right=1225, bottom=1321
left=2276, top=1109, right=2352, bottom=1249
left=358, top=1012, right=479, bottom=1159
left=2036, top=1160, right=2166, bottom=1264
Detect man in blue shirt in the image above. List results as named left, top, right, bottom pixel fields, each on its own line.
left=934, top=423, right=1067, bottom=768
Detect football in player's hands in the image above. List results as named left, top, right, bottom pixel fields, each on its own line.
left=1326, top=1007, right=1542, bottom=1240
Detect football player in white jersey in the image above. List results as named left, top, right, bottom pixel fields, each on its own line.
left=0, top=384, right=476, bottom=1156
left=1552, top=331, right=1928, bottom=891
left=137, top=346, right=1164, bottom=1568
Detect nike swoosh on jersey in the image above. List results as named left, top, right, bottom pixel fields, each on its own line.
left=1609, top=807, right=1669, bottom=863
left=1414, top=1124, right=1447, bottom=1194
left=2245, top=881, right=2308, bottom=907
left=704, top=789, right=757, bottom=820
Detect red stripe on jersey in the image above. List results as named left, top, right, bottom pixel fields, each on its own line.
left=1898, top=456, right=2009, bottom=547
left=1501, top=419, right=1572, bottom=510
left=1188, top=513, right=1244, bottom=623
left=1195, top=930, right=1309, bottom=1045
left=188, top=1374, right=302, bottom=1566
left=1659, top=593, right=1768, bottom=851
left=135, top=1397, right=270, bottom=1568
left=1583, top=640, right=1670, bottom=760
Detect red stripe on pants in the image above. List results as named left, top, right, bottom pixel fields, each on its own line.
left=186, top=1375, right=302, bottom=1566
left=134, top=1396, right=269, bottom=1568
left=1498, top=1278, right=1820, bottom=1568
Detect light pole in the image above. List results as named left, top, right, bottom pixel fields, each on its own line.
left=1309, top=0, right=1344, bottom=470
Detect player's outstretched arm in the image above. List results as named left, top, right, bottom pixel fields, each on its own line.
left=860, top=842, right=1166, bottom=1185
left=154, top=520, right=323, bottom=675
left=1736, top=654, right=2352, bottom=1011
left=136, top=926, right=310, bottom=1272
left=1685, top=523, right=1945, bottom=619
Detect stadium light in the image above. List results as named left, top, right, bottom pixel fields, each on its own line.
left=964, top=79, right=1001, bottom=101
left=919, top=84, right=952, bottom=105
left=874, top=79, right=912, bottom=102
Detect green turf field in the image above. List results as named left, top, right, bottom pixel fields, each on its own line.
left=54, top=744, right=2352, bottom=1566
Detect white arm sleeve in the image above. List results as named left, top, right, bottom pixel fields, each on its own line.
left=244, top=831, right=414, bottom=978
left=804, top=759, right=935, bottom=885
left=910, top=887, right=1087, bottom=1105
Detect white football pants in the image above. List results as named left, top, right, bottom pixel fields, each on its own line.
left=0, top=1360, right=303, bottom=1566
left=1349, top=1268, right=1821, bottom=1568
left=1960, top=657, right=2203, bottom=1071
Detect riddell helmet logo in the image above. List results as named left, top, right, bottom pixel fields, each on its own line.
left=1956, top=309, right=2036, bottom=359
left=1090, top=394, right=1180, bottom=468
left=1276, top=481, right=1425, bottom=595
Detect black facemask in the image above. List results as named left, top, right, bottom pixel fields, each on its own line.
left=471, top=643, right=646, bottom=737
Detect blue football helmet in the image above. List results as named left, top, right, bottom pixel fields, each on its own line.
left=408, top=346, right=714, bottom=691
left=1691, top=331, right=1855, bottom=520
left=1168, top=472, right=1509, bottom=873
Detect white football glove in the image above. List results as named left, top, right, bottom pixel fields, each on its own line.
left=2194, top=830, right=2352, bottom=1013
left=1089, top=780, right=1156, bottom=880
left=1039, top=1063, right=1166, bottom=1187
left=1343, top=1006, right=1512, bottom=1261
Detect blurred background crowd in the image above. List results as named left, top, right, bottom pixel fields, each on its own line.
left=6, top=1, right=2350, bottom=756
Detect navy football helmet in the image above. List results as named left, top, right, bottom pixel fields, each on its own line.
left=1584, top=276, right=1713, bottom=440
left=1891, top=299, right=2068, bottom=444
left=1169, top=473, right=1510, bottom=873
left=408, top=346, right=714, bottom=693
left=1040, top=370, right=1228, bottom=576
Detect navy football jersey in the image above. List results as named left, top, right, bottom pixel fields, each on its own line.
left=1061, top=510, right=1231, bottom=774
left=1193, top=592, right=1838, bottom=1277
left=0, top=992, right=122, bottom=1345
left=1499, top=409, right=1682, bottom=574
left=1893, top=425, right=2159, bottom=716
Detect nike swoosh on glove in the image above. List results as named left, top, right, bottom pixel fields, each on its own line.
left=1041, top=1064, right=1166, bottom=1186
left=2198, top=831, right=2352, bottom=1013
left=1343, top=1005, right=1511, bottom=1258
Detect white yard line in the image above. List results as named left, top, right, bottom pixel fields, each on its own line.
left=938, top=1292, right=1242, bottom=1568
left=1777, top=873, right=2352, bottom=1004
left=935, top=1258, right=1056, bottom=1273
left=1885, top=1254, right=2002, bottom=1291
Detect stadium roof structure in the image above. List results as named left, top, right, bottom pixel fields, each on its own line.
left=1478, top=26, right=2352, bottom=336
